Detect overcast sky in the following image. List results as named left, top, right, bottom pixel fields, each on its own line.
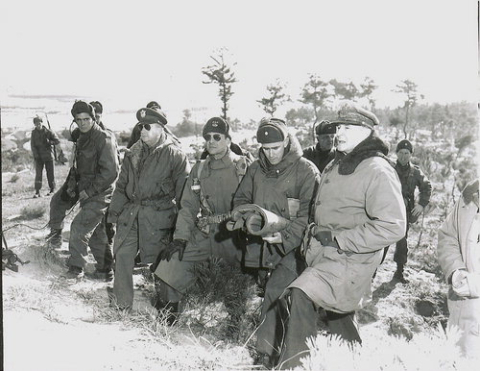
left=1, top=0, right=478, bottom=125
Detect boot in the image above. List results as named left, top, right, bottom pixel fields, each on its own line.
left=393, top=264, right=408, bottom=283
left=46, top=229, right=63, bottom=249
left=64, top=265, right=84, bottom=279
left=91, top=268, right=114, bottom=282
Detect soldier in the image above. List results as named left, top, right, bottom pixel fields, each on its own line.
left=393, top=139, right=432, bottom=283
left=232, top=117, right=319, bottom=368
left=108, top=106, right=190, bottom=310
left=153, top=117, right=249, bottom=323
left=46, top=101, right=118, bottom=252
left=89, top=101, right=106, bottom=130
left=437, top=179, right=479, bottom=359
left=60, top=100, right=119, bottom=280
left=30, top=115, right=60, bottom=197
left=276, top=101, right=406, bottom=369
left=303, top=120, right=337, bottom=173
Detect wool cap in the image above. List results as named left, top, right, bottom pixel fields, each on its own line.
left=396, top=139, right=413, bottom=153
left=202, top=117, right=230, bottom=138
left=71, top=100, right=95, bottom=119
left=33, top=116, right=43, bottom=124
left=330, top=101, right=379, bottom=129
left=90, top=101, right=103, bottom=114
left=256, top=117, right=288, bottom=144
left=315, top=120, right=337, bottom=135
left=136, top=107, right=168, bottom=125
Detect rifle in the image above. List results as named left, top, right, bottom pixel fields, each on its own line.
left=44, top=112, right=58, bottom=162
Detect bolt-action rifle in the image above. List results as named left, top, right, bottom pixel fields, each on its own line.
left=44, top=112, right=57, bottom=162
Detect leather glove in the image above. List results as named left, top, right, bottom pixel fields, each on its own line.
left=158, top=239, right=188, bottom=262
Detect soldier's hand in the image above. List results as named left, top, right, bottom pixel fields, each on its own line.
left=159, top=239, right=188, bottom=262
left=411, top=204, right=424, bottom=217
left=451, top=269, right=470, bottom=297
left=262, top=232, right=282, bottom=244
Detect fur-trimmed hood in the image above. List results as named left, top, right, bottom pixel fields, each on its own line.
left=258, top=132, right=303, bottom=177
left=337, top=133, right=392, bottom=175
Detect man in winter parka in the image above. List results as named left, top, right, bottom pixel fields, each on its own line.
left=437, top=179, right=479, bottom=359
left=108, top=107, right=190, bottom=310
left=393, top=139, right=432, bottom=282
left=30, top=115, right=60, bottom=197
left=303, top=120, right=336, bottom=173
left=232, top=117, right=319, bottom=368
left=276, top=101, right=406, bottom=369
left=64, top=100, right=120, bottom=279
left=153, top=117, right=249, bottom=322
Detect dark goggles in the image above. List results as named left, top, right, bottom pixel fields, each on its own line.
left=138, top=122, right=161, bottom=131
left=204, top=134, right=222, bottom=142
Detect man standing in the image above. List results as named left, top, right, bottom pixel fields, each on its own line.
left=232, top=117, right=319, bottom=368
left=108, top=106, right=190, bottom=310
left=393, top=139, right=432, bottom=283
left=303, top=120, right=336, bottom=173
left=277, top=101, right=406, bottom=369
left=62, top=100, right=119, bottom=279
left=154, top=117, right=249, bottom=322
left=89, top=101, right=106, bottom=130
left=437, top=179, right=479, bottom=359
left=30, top=115, right=60, bottom=197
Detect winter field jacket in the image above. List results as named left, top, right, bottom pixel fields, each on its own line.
left=233, top=134, right=320, bottom=269
left=437, top=180, right=479, bottom=354
left=173, top=149, right=249, bottom=260
left=289, top=134, right=406, bottom=313
left=108, top=136, right=190, bottom=252
left=31, top=126, right=60, bottom=161
left=395, top=161, right=432, bottom=221
left=437, top=182, right=479, bottom=297
left=75, top=123, right=119, bottom=198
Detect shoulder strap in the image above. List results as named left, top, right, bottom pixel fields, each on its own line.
left=234, top=156, right=248, bottom=183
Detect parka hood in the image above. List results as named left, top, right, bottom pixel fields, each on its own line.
left=258, top=132, right=303, bottom=177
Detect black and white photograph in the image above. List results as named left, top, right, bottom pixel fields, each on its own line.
left=1, top=0, right=479, bottom=370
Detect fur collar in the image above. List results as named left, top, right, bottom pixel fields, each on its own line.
left=125, top=135, right=174, bottom=170
left=337, top=133, right=391, bottom=175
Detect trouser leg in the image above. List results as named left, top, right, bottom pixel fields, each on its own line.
left=45, top=160, right=55, bottom=191
left=34, top=159, right=44, bottom=192
left=277, top=288, right=317, bottom=370
left=113, top=220, right=138, bottom=309
left=49, top=185, right=75, bottom=230
left=256, top=254, right=299, bottom=361
left=325, top=310, right=362, bottom=344
left=89, top=214, right=113, bottom=271
left=68, top=199, right=108, bottom=269
left=394, top=224, right=410, bottom=267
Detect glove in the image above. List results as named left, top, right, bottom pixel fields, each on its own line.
left=411, top=204, right=424, bottom=218
left=158, top=239, right=188, bottom=262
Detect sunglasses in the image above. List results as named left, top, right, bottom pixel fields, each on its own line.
left=204, top=134, right=223, bottom=142
left=138, top=123, right=161, bottom=131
